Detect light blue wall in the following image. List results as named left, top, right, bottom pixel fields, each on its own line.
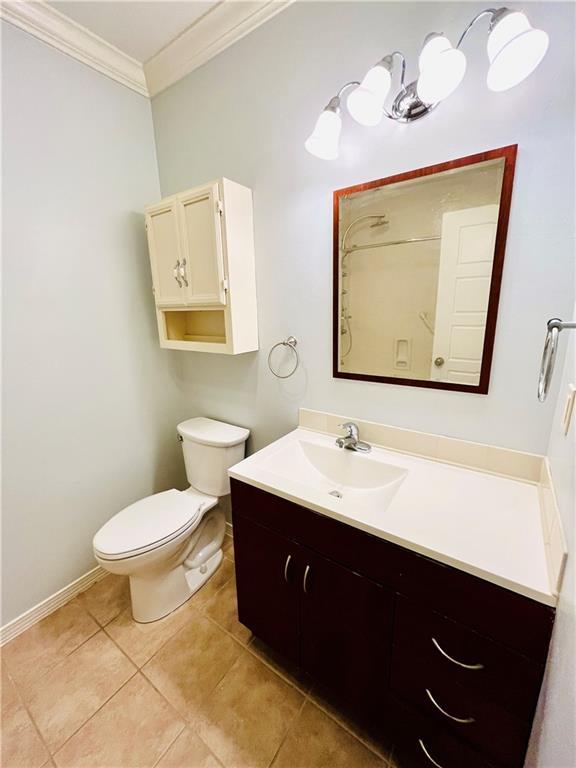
left=1, top=23, right=186, bottom=624
left=151, top=1, right=574, bottom=456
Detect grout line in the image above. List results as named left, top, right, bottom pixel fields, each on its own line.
left=303, top=689, right=392, bottom=764
left=6, top=619, right=102, bottom=707
left=3, top=662, right=53, bottom=763
left=48, top=668, right=140, bottom=758
left=189, top=727, right=226, bottom=768
left=149, top=709, right=187, bottom=768
left=46, top=671, right=164, bottom=762
left=100, top=623, right=145, bottom=673
left=104, top=601, right=201, bottom=671
left=78, top=583, right=129, bottom=630
left=266, top=694, right=308, bottom=768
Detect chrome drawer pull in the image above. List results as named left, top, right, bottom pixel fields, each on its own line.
left=418, top=739, right=445, bottom=768
left=303, top=565, right=311, bottom=594
left=425, top=688, right=475, bottom=724
left=283, top=554, right=292, bottom=583
left=432, top=637, right=484, bottom=670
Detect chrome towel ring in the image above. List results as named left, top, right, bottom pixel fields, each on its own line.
left=268, top=336, right=299, bottom=379
left=538, top=318, right=576, bottom=402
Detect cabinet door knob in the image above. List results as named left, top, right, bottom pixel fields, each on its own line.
left=283, top=554, right=292, bottom=583
left=418, top=739, right=446, bottom=768
left=173, top=261, right=182, bottom=287
left=425, top=688, right=475, bottom=724
left=303, top=565, right=311, bottom=594
left=434, top=357, right=445, bottom=367
left=431, top=638, right=484, bottom=670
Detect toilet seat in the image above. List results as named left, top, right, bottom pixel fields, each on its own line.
left=93, top=489, right=210, bottom=561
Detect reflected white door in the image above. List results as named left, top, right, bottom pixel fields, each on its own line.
left=431, top=205, right=499, bottom=385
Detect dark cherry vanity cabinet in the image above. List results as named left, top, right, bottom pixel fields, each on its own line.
left=231, top=479, right=556, bottom=768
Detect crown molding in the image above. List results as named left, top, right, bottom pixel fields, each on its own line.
left=144, top=0, right=293, bottom=98
left=0, top=0, right=293, bottom=99
left=0, top=0, right=149, bottom=97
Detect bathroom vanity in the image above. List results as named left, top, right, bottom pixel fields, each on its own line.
left=229, top=425, right=561, bottom=768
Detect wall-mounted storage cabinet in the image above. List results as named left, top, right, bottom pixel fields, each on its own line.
left=145, top=178, right=258, bottom=353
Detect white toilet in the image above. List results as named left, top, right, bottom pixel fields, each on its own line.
left=93, top=417, right=249, bottom=623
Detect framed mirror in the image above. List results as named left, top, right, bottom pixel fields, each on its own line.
left=333, top=146, right=517, bottom=393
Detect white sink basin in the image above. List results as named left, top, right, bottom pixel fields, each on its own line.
left=260, top=436, right=407, bottom=511
left=228, top=427, right=555, bottom=607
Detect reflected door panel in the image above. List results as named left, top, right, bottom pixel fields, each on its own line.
left=431, top=204, right=499, bottom=385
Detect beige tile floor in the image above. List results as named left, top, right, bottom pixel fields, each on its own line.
left=1, top=535, right=395, bottom=768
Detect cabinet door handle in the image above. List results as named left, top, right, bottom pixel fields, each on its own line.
left=418, top=739, right=446, bottom=768
left=173, top=261, right=182, bottom=287
left=425, top=688, right=475, bottom=724
left=283, top=554, right=292, bottom=583
left=431, top=637, right=484, bottom=670
left=303, top=565, right=311, bottom=594
left=179, top=259, right=189, bottom=287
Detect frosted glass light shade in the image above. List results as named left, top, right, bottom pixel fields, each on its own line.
left=417, top=35, right=466, bottom=104
left=305, top=108, right=342, bottom=160
left=487, top=11, right=549, bottom=92
left=347, top=64, right=392, bottom=126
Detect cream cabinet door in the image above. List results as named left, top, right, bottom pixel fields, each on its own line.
left=145, top=200, right=185, bottom=306
left=178, top=183, right=227, bottom=306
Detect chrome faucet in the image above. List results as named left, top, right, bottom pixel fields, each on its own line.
left=335, top=422, right=371, bottom=453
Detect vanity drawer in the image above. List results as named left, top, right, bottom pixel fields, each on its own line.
left=391, top=655, right=529, bottom=768
left=388, top=695, right=497, bottom=768
left=393, top=596, right=544, bottom=722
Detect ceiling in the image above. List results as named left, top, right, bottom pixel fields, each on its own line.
left=49, top=1, right=219, bottom=62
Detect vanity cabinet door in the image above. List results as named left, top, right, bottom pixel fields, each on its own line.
left=233, top=514, right=301, bottom=663
left=299, top=547, right=394, bottom=716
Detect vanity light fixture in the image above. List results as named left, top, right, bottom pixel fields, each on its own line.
left=417, top=34, right=467, bottom=104
left=304, top=94, right=345, bottom=160
left=305, top=7, right=548, bottom=159
left=347, top=58, right=392, bottom=127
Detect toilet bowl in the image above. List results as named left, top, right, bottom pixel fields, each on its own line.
left=93, top=418, right=249, bottom=623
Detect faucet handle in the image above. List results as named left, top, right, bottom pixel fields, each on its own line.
left=339, top=422, right=358, bottom=438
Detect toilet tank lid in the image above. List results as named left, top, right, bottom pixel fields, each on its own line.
left=177, top=417, right=250, bottom=447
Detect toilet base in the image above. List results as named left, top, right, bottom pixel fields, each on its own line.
left=130, top=548, right=223, bottom=623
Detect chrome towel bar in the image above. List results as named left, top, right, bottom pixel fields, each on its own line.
left=538, top=318, right=576, bottom=402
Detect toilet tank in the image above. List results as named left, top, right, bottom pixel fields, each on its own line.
left=176, top=417, right=250, bottom=497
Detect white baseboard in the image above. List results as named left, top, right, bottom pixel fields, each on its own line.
left=2, top=526, right=234, bottom=646
left=0, top=565, right=107, bottom=646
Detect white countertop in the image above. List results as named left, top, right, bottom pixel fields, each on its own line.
left=229, top=428, right=555, bottom=606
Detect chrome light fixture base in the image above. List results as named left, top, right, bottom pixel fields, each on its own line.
left=390, top=81, right=435, bottom=123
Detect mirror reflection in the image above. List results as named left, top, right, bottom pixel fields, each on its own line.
left=335, top=150, right=515, bottom=391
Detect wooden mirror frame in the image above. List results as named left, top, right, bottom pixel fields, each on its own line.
left=332, top=145, right=517, bottom=394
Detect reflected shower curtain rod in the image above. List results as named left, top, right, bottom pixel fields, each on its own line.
left=343, top=235, right=440, bottom=254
